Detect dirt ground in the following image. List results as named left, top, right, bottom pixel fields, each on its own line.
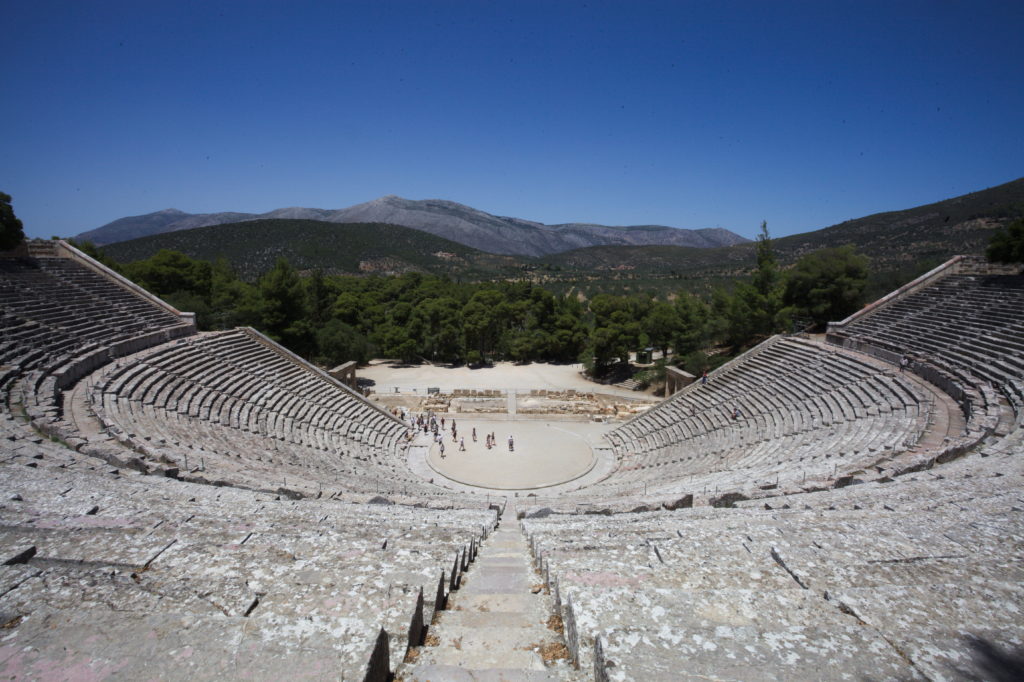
left=358, top=360, right=660, bottom=400
left=423, top=418, right=607, bottom=489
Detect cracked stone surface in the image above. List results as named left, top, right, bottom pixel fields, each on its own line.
left=1, top=246, right=1022, bottom=680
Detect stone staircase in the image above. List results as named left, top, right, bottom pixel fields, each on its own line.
left=400, top=518, right=581, bottom=681
left=611, top=377, right=641, bottom=391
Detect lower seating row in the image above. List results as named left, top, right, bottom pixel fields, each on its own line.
left=0, top=441, right=497, bottom=679
left=523, top=440, right=1024, bottom=681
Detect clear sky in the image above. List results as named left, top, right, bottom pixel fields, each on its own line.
left=4, top=0, right=1022, bottom=241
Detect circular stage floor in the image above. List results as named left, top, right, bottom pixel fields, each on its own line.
left=425, top=419, right=597, bottom=490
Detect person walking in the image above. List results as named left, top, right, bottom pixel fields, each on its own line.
left=508, top=435, right=514, bottom=452
left=459, top=436, right=466, bottom=452
left=472, top=427, right=477, bottom=442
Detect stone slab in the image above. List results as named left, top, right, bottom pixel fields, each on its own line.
left=596, top=624, right=921, bottom=682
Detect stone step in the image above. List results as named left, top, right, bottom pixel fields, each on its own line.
left=444, top=609, right=546, bottom=629
left=460, top=567, right=533, bottom=594
left=406, top=664, right=565, bottom=681
left=401, top=522, right=576, bottom=680
left=422, top=624, right=548, bottom=669
left=456, top=593, right=540, bottom=614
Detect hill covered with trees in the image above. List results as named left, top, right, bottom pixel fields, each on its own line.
left=541, top=176, right=1024, bottom=298
left=98, top=177, right=1024, bottom=303
left=101, top=219, right=528, bottom=280
left=71, top=177, right=1023, bottom=386
left=77, top=223, right=873, bottom=383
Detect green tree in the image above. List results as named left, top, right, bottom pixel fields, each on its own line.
left=209, top=258, right=260, bottom=329
left=752, top=220, right=781, bottom=299
left=643, top=301, right=680, bottom=357
left=673, top=293, right=710, bottom=356
left=549, top=297, right=588, bottom=363
left=587, top=294, right=641, bottom=375
left=463, top=289, right=507, bottom=362
left=782, top=245, right=870, bottom=328
left=68, top=240, right=120, bottom=269
left=122, top=249, right=212, bottom=299
left=304, top=269, right=333, bottom=328
left=316, top=319, right=373, bottom=365
left=986, top=218, right=1024, bottom=264
left=0, top=192, right=25, bottom=251
left=721, top=221, right=787, bottom=349
left=257, top=258, right=311, bottom=353
left=413, top=297, right=463, bottom=362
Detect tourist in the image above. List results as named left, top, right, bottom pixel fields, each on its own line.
left=472, top=427, right=477, bottom=442
left=701, top=370, right=708, bottom=385
left=732, top=406, right=741, bottom=420
left=900, top=355, right=909, bottom=372
left=459, top=437, right=466, bottom=451
left=508, top=435, right=514, bottom=452
left=439, top=441, right=445, bottom=458
left=441, top=417, right=445, bottom=430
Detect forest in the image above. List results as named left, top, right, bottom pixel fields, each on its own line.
left=72, top=223, right=878, bottom=382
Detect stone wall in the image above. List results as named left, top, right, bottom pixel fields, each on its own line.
left=329, top=360, right=358, bottom=389
left=664, top=366, right=695, bottom=396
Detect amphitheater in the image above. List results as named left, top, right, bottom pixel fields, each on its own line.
left=0, top=240, right=1022, bottom=681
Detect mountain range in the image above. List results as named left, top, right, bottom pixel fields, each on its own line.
left=95, top=177, right=1024, bottom=299
left=75, top=196, right=749, bottom=257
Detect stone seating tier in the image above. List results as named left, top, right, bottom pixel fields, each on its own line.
left=829, top=273, right=1024, bottom=414
left=523, top=443, right=1024, bottom=681
left=88, top=329, right=478, bottom=501
left=0, top=446, right=497, bottom=679
left=588, top=336, right=928, bottom=505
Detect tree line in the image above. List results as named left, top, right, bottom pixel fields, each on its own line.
left=70, top=223, right=875, bottom=379
left=1, top=189, right=1018, bottom=379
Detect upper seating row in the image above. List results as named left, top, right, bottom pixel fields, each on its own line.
left=828, top=269, right=1024, bottom=415
left=0, top=257, right=186, bottom=382
left=88, top=328, right=428, bottom=496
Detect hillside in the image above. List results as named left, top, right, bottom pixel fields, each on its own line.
left=543, top=177, right=1024, bottom=292
left=101, top=219, right=530, bottom=280
left=76, top=196, right=749, bottom=256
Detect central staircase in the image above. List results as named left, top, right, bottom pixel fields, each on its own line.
left=400, top=517, right=580, bottom=681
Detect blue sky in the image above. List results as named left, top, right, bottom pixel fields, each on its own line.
left=4, top=0, right=1022, bottom=241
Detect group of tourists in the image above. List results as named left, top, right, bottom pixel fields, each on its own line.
left=394, top=407, right=514, bottom=457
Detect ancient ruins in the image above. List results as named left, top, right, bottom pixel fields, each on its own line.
left=1, top=241, right=1021, bottom=680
